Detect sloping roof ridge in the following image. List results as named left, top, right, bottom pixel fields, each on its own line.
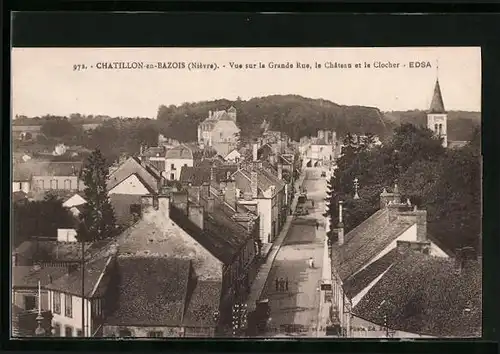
left=89, top=255, right=114, bottom=298
left=344, top=208, right=388, bottom=242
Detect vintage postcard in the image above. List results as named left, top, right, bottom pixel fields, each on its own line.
left=11, top=47, right=481, bottom=339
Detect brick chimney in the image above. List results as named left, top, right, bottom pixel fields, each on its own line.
left=171, top=191, right=188, bottom=214
left=251, top=171, right=258, bottom=199
left=277, top=163, right=283, bottom=180
left=252, top=143, right=258, bottom=162
left=200, top=182, right=210, bottom=200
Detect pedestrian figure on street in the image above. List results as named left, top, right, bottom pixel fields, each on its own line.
left=308, top=257, right=315, bottom=269
left=275, top=278, right=279, bottom=291
left=316, top=221, right=319, bottom=230
left=285, top=277, right=289, bottom=291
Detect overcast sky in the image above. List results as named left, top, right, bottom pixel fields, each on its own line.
left=11, top=47, right=481, bottom=118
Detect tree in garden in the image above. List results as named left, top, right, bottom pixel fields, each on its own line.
left=323, top=176, right=338, bottom=244
left=12, top=192, right=76, bottom=246
left=76, top=149, right=117, bottom=242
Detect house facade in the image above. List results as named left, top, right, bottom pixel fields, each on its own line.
left=164, top=145, right=194, bottom=181
left=197, top=107, right=240, bottom=148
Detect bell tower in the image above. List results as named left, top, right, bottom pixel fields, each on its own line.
left=427, top=64, right=448, bottom=148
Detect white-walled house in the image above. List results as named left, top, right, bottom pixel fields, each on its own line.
left=45, top=256, right=114, bottom=337
left=328, top=185, right=451, bottom=337
left=165, top=145, right=194, bottom=181
left=224, top=149, right=241, bottom=163
left=232, top=167, right=286, bottom=244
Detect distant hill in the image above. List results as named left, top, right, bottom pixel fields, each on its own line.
left=384, top=110, right=481, bottom=141
left=156, top=95, right=391, bottom=142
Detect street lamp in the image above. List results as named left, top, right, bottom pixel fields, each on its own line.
left=353, top=178, right=360, bottom=200
left=34, top=280, right=46, bottom=337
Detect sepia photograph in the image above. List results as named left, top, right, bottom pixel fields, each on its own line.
left=10, top=47, right=481, bottom=339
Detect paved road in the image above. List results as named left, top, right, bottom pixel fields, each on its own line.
left=260, top=167, right=327, bottom=337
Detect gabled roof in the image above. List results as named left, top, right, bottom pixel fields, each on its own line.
left=180, top=165, right=238, bottom=186
left=343, top=248, right=400, bottom=299
left=45, top=256, right=112, bottom=298
left=107, top=157, right=160, bottom=192
left=13, top=161, right=82, bottom=181
left=13, top=265, right=68, bottom=288
left=353, top=251, right=481, bottom=337
left=104, top=257, right=191, bottom=326
left=166, top=145, right=194, bottom=160
left=141, top=146, right=166, bottom=158
left=331, top=208, right=415, bottom=281
left=183, top=280, right=222, bottom=327
left=236, top=167, right=286, bottom=198
left=429, top=79, right=446, bottom=114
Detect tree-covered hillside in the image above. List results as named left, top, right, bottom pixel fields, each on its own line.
left=157, top=95, right=390, bottom=142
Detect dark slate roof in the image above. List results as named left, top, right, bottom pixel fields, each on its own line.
left=429, top=79, right=446, bottom=114
left=183, top=280, right=222, bottom=327
left=13, top=239, right=113, bottom=265
left=107, top=157, right=160, bottom=192
left=353, top=251, right=482, bottom=337
left=105, top=257, right=191, bottom=326
left=13, top=161, right=82, bottom=181
left=13, top=266, right=68, bottom=288
left=331, top=208, right=415, bottom=281
left=141, top=146, right=166, bottom=158
left=343, top=248, right=401, bottom=299
left=166, top=145, right=194, bottom=160
left=45, top=256, right=112, bottom=298
left=180, top=165, right=238, bottom=186
left=236, top=167, right=285, bottom=198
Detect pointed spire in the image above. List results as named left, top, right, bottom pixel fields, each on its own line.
left=429, top=78, right=446, bottom=114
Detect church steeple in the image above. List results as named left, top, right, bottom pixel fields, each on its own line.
left=429, top=79, right=446, bottom=114
left=427, top=66, right=448, bottom=148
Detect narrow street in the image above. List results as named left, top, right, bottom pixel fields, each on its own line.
left=260, top=167, right=327, bottom=337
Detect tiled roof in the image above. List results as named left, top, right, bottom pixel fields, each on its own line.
left=166, top=145, right=194, bottom=160
left=237, top=167, right=285, bottom=198
left=211, top=142, right=235, bottom=158
left=180, top=165, right=238, bottom=186
left=13, top=161, right=82, bottom=181
left=13, top=239, right=113, bottom=263
left=353, top=251, right=482, bottom=337
left=141, top=146, right=166, bottom=158
left=13, top=266, right=68, bottom=288
left=107, top=157, right=160, bottom=192
left=331, top=208, right=415, bottom=281
left=183, top=280, right=222, bottom=327
left=429, top=79, right=446, bottom=114
left=45, top=256, right=112, bottom=298
left=343, top=248, right=400, bottom=299
left=105, top=257, right=190, bottom=326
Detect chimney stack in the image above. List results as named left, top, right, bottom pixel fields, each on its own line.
left=209, top=110, right=212, bottom=118
left=188, top=203, right=204, bottom=229
left=210, top=167, right=216, bottom=183
left=224, top=178, right=237, bottom=210
left=251, top=171, right=258, bottom=199
left=277, top=163, right=283, bottom=180
left=252, top=143, right=258, bottom=162
left=337, top=200, right=344, bottom=245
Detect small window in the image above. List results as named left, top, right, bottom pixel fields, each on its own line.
left=76, top=329, right=83, bottom=337
left=64, top=325, right=73, bottom=337
left=51, top=179, right=58, bottom=190
left=118, top=329, right=132, bottom=337
left=64, top=179, right=71, bottom=190
left=53, top=323, right=61, bottom=337
left=170, top=164, right=175, bottom=170
left=170, top=173, right=175, bottom=180
left=53, top=292, right=61, bottom=314
left=184, top=163, right=188, bottom=167
left=24, top=295, right=36, bottom=310
left=65, top=294, right=72, bottom=318
left=147, top=331, right=163, bottom=337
